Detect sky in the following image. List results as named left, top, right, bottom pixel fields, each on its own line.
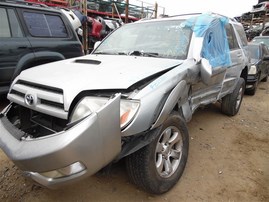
left=130, top=0, right=258, bottom=18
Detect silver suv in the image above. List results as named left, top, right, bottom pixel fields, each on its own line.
left=0, top=13, right=249, bottom=194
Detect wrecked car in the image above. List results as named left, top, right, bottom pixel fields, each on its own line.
left=0, top=13, right=249, bottom=194
left=246, top=43, right=269, bottom=95
left=252, top=1, right=269, bottom=15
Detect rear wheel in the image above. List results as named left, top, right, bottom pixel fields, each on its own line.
left=221, top=78, right=245, bottom=116
left=125, top=112, right=189, bottom=194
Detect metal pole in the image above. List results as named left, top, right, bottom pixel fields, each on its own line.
left=82, top=0, right=88, bottom=53
left=125, top=0, right=129, bottom=23
left=154, top=2, right=158, bottom=18
left=141, top=1, right=144, bottom=19
left=112, top=3, right=115, bottom=18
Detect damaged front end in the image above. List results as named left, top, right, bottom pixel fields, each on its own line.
left=0, top=93, right=124, bottom=188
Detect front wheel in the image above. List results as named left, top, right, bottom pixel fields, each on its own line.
left=221, top=78, right=245, bottom=116
left=125, top=112, right=189, bottom=194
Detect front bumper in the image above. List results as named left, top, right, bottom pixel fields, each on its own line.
left=0, top=95, right=121, bottom=188
left=246, top=74, right=258, bottom=89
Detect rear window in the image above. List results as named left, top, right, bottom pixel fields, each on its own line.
left=23, top=12, right=68, bottom=37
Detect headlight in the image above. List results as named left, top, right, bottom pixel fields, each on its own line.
left=120, top=99, right=140, bottom=128
left=71, top=96, right=140, bottom=128
left=249, top=65, right=257, bottom=75
left=71, top=97, right=109, bottom=123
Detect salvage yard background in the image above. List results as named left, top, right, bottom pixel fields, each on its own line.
left=0, top=82, right=268, bottom=202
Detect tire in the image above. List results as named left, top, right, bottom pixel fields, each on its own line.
left=125, top=111, right=189, bottom=194
left=221, top=78, right=245, bottom=116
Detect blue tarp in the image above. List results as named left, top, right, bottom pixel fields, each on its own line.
left=184, top=13, right=232, bottom=68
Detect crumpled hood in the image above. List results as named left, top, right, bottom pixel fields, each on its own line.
left=15, top=54, right=182, bottom=109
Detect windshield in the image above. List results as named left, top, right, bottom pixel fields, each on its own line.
left=94, top=20, right=192, bottom=59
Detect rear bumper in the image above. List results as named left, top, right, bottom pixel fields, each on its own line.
left=0, top=95, right=121, bottom=188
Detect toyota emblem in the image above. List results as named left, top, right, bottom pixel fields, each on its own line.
left=25, top=94, right=35, bottom=106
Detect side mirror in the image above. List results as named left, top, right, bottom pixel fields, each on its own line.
left=93, top=41, right=101, bottom=50
left=200, top=59, right=213, bottom=85
left=200, top=58, right=226, bottom=85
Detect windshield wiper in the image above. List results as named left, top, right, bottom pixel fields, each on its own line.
left=128, top=51, right=159, bottom=57
left=94, top=51, right=113, bottom=55
left=94, top=51, right=127, bottom=55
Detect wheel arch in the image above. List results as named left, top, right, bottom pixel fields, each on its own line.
left=12, top=51, right=65, bottom=80
left=151, top=80, right=191, bottom=129
left=240, top=66, right=248, bottom=84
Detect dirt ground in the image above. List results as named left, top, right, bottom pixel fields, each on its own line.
left=0, top=81, right=268, bottom=202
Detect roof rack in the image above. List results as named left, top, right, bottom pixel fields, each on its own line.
left=0, top=0, right=49, bottom=8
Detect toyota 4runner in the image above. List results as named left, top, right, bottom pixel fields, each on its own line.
left=0, top=13, right=249, bottom=194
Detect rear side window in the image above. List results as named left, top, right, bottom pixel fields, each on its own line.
left=23, top=12, right=68, bottom=37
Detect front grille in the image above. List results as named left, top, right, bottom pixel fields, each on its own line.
left=8, top=80, right=68, bottom=120
left=40, top=99, right=64, bottom=109
left=17, top=80, right=63, bottom=94
left=4, top=104, right=68, bottom=140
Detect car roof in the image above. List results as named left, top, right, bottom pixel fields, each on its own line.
left=0, top=0, right=62, bottom=14
left=136, top=12, right=237, bottom=25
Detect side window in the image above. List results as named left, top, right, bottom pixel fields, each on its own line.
left=234, top=24, right=248, bottom=46
left=225, top=24, right=239, bottom=50
left=0, top=8, right=23, bottom=38
left=7, top=9, right=23, bottom=37
left=0, top=8, right=11, bottom=37
left=23, top=12, right=68, bottom=37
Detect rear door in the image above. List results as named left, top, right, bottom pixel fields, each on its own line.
left=221, top=23, right=245, bottom=94
left=0, top=6, right=32, bottom=92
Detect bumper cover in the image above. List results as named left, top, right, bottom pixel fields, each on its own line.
left=0, top=95, right=121, bottom=188
left=246, top=74, right=258, bottom=89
